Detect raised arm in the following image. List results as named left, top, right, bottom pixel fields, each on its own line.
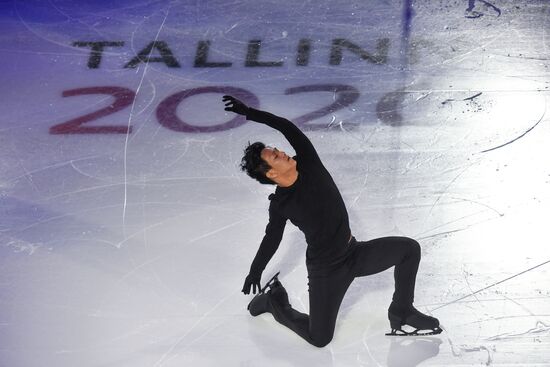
left=223, top=95, right=320, bottom=164
left=242, top=205, right=287, bottom=294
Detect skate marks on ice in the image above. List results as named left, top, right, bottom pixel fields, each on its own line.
left=0, top=232, right=43, bottom=255
left=480, top=102, right=547, bottom=153
left=430, top=258, right=550, bottom=313
left=377, top=88, right=488, bottom=128
left=448, top=339, right=495, bottom=366
left=427, top=261, right=550, bottom=366
left=465, top=0, right=502, bottom=19
left=486, top=320, right=550, bottom=341
left=121, top=8, right=171, bottom=239
left=441, top=91, right=482, bottom=106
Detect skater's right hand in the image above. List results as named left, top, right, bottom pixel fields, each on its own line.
left=223, top=95, right=249, bottom=116
left=242, top=273, right=261, bottom=295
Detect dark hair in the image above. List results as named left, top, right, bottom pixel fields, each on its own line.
left=240, top=142, right=275, bottom=185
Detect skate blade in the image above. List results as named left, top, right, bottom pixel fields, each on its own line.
left=259, top=271, right=281, bottom=294
left=385, top=326, right=443, bottom=336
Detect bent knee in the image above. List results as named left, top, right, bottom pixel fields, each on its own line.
left=311, top=334, right=333, bottom=348
left=404, top=237, right=421, bottom=259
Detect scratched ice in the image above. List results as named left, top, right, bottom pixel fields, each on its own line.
left=0, top=0, right=549, bottom=366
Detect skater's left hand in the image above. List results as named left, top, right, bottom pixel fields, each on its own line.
left=242, top=273, right=261, bottom=295
left=223, top=95, right=249, bottom=116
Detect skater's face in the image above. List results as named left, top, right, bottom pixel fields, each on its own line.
left=261, top=146, right=297, bottom=180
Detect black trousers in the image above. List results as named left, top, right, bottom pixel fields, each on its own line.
left=268, top=236, right=421, bottom=347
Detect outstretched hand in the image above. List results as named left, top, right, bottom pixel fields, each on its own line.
left=223, top=95, right=249, bottom=116
left=242, top=273, right=261, bottom=295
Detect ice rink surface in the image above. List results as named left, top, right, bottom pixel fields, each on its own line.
left=1, top=0, right=549, bottom=366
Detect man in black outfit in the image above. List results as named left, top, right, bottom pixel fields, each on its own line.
left=223, top=95, right=441, bottom=348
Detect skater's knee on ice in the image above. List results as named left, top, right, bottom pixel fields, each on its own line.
left=310, top=333, right=333, bottom=348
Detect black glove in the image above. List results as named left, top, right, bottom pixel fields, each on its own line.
left=223, top=95, right=249, bottom=116
left=242, top=273, right=261, bottom=295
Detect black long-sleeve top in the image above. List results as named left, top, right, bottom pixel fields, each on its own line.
left=247, top=108, right=352, bottom=276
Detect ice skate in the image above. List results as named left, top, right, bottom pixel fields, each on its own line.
left=386, top=303, right=442, bottom=336
left=247, top=272, right=290, bottom=316
left=247, top=292, right=270, bottom=316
